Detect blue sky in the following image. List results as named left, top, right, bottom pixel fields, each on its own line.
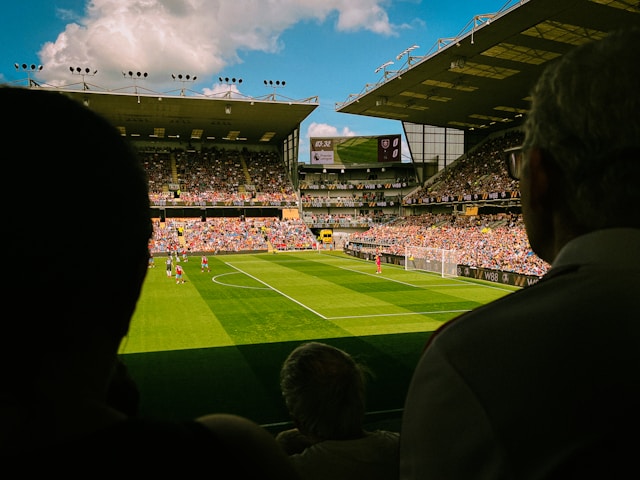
left=1, top=0, right=510, bottom=162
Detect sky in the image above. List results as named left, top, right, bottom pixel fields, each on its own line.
left=1, top=0, right=512, bottom=163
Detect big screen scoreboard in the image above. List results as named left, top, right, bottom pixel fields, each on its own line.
left=310, top=134, right=401, bottom=165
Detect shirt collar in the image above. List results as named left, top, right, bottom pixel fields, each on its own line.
left=552, top=228, right=640, bottom=269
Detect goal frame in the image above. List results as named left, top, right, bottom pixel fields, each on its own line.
left=405, top=246, right=459, bottom=278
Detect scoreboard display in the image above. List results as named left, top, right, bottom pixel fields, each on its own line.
left=310, top=134, right=401, bottom=165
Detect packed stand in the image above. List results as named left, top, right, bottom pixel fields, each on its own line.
left=144, top=146, right=298, bottom=205
left=149, top=217, right=318, bottom=255
left=404, top=131, right=522, bottom=205
left=348, top=213, right=549, bottom=277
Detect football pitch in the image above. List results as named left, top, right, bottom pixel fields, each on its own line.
left=121, top=250, right=518, bottom=428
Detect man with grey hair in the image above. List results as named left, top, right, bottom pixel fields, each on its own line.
left=399, top=27, right=640, bottom=479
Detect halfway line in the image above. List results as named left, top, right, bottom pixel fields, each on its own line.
left=224, top=262, right=328, bottom=319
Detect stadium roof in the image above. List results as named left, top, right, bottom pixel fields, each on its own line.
left=39, top=86, right=319, bottom=146
left=20, top=0, right=638, bottom=147
left=335, top=0, right=640, bottom=135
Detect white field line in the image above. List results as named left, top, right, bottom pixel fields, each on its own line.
left=222, top=261, right=475, bottom=321
left=336, top=265, right=514, bottom=293
left=336, top=265, right=462, bottom=288
left=224, top=262, right=329, bottom=319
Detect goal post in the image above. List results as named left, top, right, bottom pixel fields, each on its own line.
left=405, top=246, right=459, bottom=278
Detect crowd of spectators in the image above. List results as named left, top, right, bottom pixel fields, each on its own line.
left=348, top=213, right=550, bottom=277
left=148, top=212, right=549, bottom=277
left=149, top=216, right=318, bottom=254
left=142, top=146, right=298, bottom=205
left=302, top=212, right=393, bottom=228
left=404, top=131, right=523, bottom=204
left=140, top=133, right=553, bottom=278
left=141, top=130, right=524, bottom=209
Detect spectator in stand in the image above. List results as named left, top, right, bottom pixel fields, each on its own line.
left=348, top=213, right=549, bottom=276
left=400, top=27, right=640, bottom=479
left=277, top=342, right=399, bottom=480
left=0, top=86, right=300, bottom=479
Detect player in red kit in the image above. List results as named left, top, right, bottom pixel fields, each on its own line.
left=175, top=264, right=185, bottom=284
left=201, top=255, right=210, bottom=272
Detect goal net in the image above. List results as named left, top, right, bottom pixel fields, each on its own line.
left=405, top=246, right=459, bottom=278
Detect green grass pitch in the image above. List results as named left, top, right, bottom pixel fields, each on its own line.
left=120, top=250, right=518, bottom=428
left=335, top=136, right=378, bottom=163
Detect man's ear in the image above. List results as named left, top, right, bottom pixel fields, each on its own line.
left=525, top=147, right=554, bottom=210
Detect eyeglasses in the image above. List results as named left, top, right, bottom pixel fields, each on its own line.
left=503, top=146, right=524, bottom=181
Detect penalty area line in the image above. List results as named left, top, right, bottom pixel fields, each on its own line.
left=327, top=309, right=471, bottom=320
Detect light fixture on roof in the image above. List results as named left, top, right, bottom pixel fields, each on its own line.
left=219, top=76, right=242, bottom=84
left=15, top=63, right=43, bottom=71
left=374, top=61, right=394, bottom=74
left=396, top=44, right=419, bottom=61
left=171, top=73, right=197, bottom=96
left=124, top=70, right=148, bottom=79
left=225, top=104, right=232, bottom=115
left=374, top=61, right=392, bottom=74
left=70, top=66, right=98, bottom=91
left=16, top=62, right=43, bottom=87
left=264, top=79, right=286, bottom=100
left=122, top=70, right=148, bottom=95
left=375, top=61, right=399, bottom=80
left=219, top=77, right=243, bottom=98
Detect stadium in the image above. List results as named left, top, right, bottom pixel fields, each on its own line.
left=5, top=0, right=637, bottom=435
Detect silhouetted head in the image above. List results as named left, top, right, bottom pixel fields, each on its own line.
left=1, top=86, right=152, bottom=380
left=280, top=342, right=371, bottom=440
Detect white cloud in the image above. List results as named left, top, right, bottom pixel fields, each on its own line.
left=306, top=122, right=356, bottom=139
left=335, top=2, right=395, bottom=35
left=37, top=0, right=399, bottom=91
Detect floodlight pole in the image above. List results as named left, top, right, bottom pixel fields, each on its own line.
left=15, top=63, right=43, bottom=87
left=172, top=73, right=197, bottom=96
left=263, top=80, right=286, bottom=100
left=219, top=77, right=243, bottom=99
left=123, top=70, right=149, bottom=95
left=69, top=66, right=98, bottom=91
